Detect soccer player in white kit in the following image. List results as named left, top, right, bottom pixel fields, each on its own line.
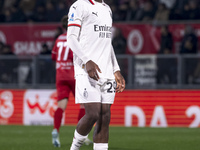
left=67, top=0, right=125, bottom=150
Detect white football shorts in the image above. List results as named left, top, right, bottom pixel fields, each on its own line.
left=75, top=75, right=116, bottom=104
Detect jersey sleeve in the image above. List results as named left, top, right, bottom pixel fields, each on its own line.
left=68, top=2, right=85, bottom=28
left=67, top=2, right=90, bottom=64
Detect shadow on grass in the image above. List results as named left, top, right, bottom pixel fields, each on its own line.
left=61, top=144, right=141, bottom=150
left=61, top=142, right=94, bottom=149
left=109, top=147, right=142, bottom=150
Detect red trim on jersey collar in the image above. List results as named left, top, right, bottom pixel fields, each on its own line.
left=88, top=0, right=95, bottom=5
left=68, top=24, right=81, bottom=28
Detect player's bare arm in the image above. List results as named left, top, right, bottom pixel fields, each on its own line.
left=114, top=71, right=125, bottom=93
left=86, top=60, right=102, bottom=81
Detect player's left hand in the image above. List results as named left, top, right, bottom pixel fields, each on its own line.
left=114, top=71, right=125, bottom=93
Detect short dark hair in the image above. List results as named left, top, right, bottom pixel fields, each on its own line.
left=61, top=15, right=68, bottom=30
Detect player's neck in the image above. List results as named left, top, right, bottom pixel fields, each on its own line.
left=95, top=0, right=102, bottom=3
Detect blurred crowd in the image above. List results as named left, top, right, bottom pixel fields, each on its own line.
left=0, top=42, right=18, bottom=83
left=1, top=0, right=200, bottom=23
left=0, top=0, right=71, bottom=23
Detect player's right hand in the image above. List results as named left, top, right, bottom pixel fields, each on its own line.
left=86, top=60, right=102, bottom=81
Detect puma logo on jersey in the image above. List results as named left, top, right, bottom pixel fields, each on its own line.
left=92, top=12, right=98, bottom=17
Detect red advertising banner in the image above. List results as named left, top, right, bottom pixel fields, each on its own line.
left=112, top=90, right=200, bottom=127
left=22, top=89, right=79, bottom=125
left=0, top=90, right=24, bottom=124
left=0, top=89, right=200, bottom=127
left=1, top=23, right=200, bottom=55
left=0, top=23, right=59, bottom=55
left=114, top=23, right=200, bottom=54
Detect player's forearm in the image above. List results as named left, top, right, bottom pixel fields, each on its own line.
left=111, top=46, right=120, bottom=73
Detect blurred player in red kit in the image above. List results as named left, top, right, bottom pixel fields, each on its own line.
left=51, top=15, right=92, bottom=147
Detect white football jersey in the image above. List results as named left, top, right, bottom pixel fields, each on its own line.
left=67, top=0, right=119, bottom=79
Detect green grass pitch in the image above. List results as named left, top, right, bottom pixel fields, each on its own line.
left=0, top=125, right=200, bottom=150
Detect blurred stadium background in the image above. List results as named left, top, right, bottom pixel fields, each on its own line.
left=0, top=0, right=200, bottom=149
